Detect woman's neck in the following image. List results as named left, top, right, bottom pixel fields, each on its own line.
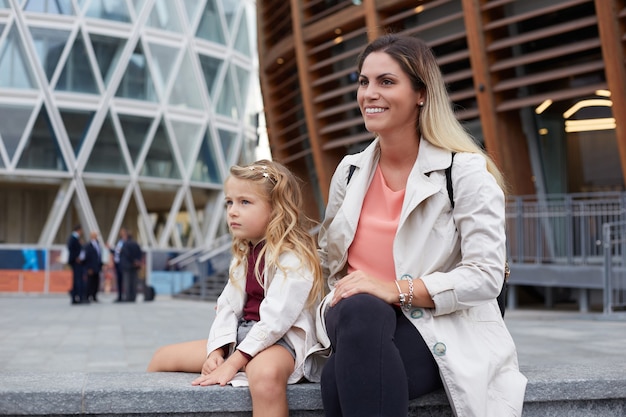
left=376, top=133, right=420, bottom=191
left=378, top=134, right=419, bottom=165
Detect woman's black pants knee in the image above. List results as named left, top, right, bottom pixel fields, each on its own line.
left=320, top=294, right=442, bottom=417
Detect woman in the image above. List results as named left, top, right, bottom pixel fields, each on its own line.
left=316, top=34, right=527, bottom=417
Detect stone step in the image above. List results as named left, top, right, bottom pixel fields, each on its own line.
left=1, top=370, right=625, bottom=416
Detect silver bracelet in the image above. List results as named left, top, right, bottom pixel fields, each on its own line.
left=401, top=274, right=414, bottom=311
left=394, top=280, right=406, bottom=306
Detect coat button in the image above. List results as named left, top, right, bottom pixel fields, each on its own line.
left=433, top=342, right=446, bottom=356
left=410, top=308, right=424, bottom=319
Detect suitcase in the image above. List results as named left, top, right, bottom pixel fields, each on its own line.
left=144, top=285, right=155, bottom=302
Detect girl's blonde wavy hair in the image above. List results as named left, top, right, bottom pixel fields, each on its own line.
left=226, top=159, right=324, bottom=306
left=357, top=34, right=507, bottom=192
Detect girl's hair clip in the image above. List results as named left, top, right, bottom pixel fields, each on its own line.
left=248, top=165, right=276, bottom=183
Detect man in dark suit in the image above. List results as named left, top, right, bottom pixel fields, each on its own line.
left=120, top=232, right=142, bottom=302
left=67, top=225, right=87, bottom=305
left=107, top=227, right=127, bottom=302
left=84, top=230, right=103, bottom=302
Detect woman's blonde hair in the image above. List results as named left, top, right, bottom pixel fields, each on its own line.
left=357, top=34, right=507, bottom=191
left=226, top=159, right=324, bottom=306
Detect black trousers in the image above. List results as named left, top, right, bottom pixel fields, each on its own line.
left=122, top=268, right=138, bottom=301
left=87, top=270, right=100, bottom=300
left=70, top=264, right=86, bottom=302
left=114, top=263, right=123, bottom=300
left=321, top=294, right=443, bottom=417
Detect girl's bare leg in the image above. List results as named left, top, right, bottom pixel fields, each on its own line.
left=146, top=339, right=207, bottom=372
left=245, top=345, right=295, bottom=417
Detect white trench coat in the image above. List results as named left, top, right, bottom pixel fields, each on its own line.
left=207, top=251, right=323, bottom=386
left=316, top=138, right=527, bottom=417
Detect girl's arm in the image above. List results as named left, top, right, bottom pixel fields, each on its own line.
left=201, top=346, right=227, bottom=375
left=206, top=261, right=242, bottom=357
left=193, top=350, right=248, bottom=386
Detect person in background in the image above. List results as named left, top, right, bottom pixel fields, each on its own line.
left=84, top=230, right=103, bottom=302
left=67, top=224, right=87, bottom=305
left=147, top=160, right=326, bottom=417
left=108, top=227, right=127, bottom=302
left=316, top=34, right=526, bottom=416
left=119, top=231, right=142, bottom=302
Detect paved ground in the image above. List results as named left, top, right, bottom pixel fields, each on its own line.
left=1, top=292, right=625, bottom=376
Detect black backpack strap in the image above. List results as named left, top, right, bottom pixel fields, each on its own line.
left=445, top=151, right=507, bottom=317
left=347, top=164, right=356, bottom=184
left=445, top=152, right=456, bottom=208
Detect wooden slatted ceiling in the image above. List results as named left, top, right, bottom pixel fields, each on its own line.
left=257, top=0, right=625, bottom=214
left=303, top=0, right=358, bottom=25
left=383, top=1, right=475, bottom=121
left=483, top=0, right=605, bottom=113
left=260, top=0, right=292, bottom=45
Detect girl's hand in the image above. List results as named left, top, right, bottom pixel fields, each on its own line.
left=201, top=350, right=225, bottom=375
left=192, top=350, right=249, bottom=387
left=192, top=361, right=240, bottom=387
left=330, top=270, right=398, bottom=306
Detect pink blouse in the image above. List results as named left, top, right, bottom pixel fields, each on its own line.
left=347, top=164, right=404, bottom=282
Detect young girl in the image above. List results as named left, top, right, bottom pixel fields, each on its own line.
left=147, top=159, right=325, bottom=417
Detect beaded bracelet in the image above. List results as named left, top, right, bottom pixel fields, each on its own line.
left=394, top=280, right=406, bottom=307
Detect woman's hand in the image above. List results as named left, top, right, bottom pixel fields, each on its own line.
left=330, top=271, right=435, bottom=309
left=330, top=270, right=398, bottom=306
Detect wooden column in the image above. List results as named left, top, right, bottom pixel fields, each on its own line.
left=461, top=0, right=534, bottom=195
left=363, top=0, right=381, bottom=40
left=288, top=0, right=329, bottom=217
left=595, top=0, right=626, bottom=185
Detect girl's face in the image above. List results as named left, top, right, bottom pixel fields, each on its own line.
left=224, top=177, right=272, bottom=245
left=357, top=51, right=425, bottom=138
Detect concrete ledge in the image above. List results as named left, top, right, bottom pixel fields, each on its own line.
left=1, top=368, right=625, bottom=416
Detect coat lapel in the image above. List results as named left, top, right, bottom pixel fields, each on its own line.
left=398, top=139, right=452, bottom=229
left=332, top=142, right=380, bottom=257
left=330, top=139, right=452, bottom=262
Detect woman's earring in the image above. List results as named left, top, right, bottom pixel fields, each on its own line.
left=419, top=101, right=424, bottom=107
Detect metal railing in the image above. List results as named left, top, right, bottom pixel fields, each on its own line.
left=505, top=191, right=626, bottom=314
left=506, top=191, right=626, bottom=265
left=602, top=221, right=626, bottom=314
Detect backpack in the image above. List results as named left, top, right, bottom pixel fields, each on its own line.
left=347, top=155, right=509, bottom=317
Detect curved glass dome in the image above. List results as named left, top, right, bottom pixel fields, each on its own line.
left=0, top=0, right=260, bottom=253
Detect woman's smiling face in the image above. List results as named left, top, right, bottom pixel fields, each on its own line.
left=357, top=51, right=424, bottom=137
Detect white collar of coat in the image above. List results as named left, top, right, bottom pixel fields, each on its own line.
left=417, top=138, right=454, bottom=175
left=346, top=136, right=453, bottom=175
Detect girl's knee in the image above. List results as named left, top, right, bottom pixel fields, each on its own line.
left=247, top=365, right=289, bottom=400
left=146, top=346, right=169, bottom=372
left=248, top=362, right=288, bottom=385
left=147, top=340, right=206, bottom=373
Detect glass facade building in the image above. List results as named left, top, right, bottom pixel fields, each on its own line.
left=0, top=0, right=260, bottom=290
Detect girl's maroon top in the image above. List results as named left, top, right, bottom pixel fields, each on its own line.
left=242, top=241, right=265, bottom=321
